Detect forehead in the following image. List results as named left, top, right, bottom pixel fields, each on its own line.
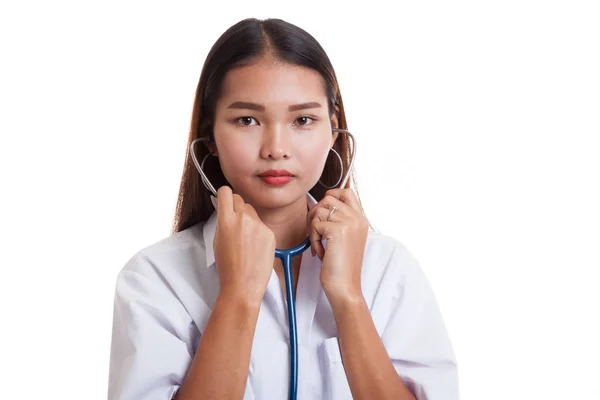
left=218, top=59, right=327, bottom=106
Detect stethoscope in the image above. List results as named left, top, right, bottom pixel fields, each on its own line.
left=190, top=128, right=357, bottom=400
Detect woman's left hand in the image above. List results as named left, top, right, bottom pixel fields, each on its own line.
left=306, top=188, right=369, bottom=304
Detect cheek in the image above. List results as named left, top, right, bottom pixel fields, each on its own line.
left=296, top=135, right=331, bottom=179
left=215, top=136, right=256, bottom=177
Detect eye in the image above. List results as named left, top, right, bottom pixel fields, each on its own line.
left=236, top=116, right=258, bottom=126
left=295, top=116, right=316, bottom=126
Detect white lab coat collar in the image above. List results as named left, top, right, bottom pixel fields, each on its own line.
left=203, top=192, right=319, bottom=268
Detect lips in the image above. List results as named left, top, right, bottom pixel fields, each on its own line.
left=258, top=169, right=294, bottom=186
left=257, top=169, right=294, bottom=177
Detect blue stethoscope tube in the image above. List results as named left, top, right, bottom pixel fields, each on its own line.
left=275, top=237, right=312, bottom=400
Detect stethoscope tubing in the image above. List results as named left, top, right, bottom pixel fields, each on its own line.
left=275, top=237, right=311, bottom=400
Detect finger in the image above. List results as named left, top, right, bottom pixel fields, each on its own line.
left=325, top=188, right=362, bottom=214
left=232, top=193, right=246, bottom=213
left=243, top=202, right=259, bottom=219
left=311, top=218, right=339, bottom=259
left=306, top=204, right=325, bottom=247
left=217, top=186, right=234, bottom=218
left=315, top=206, right=344, bottom=223
left=307, top=204, right=318, bottom=231
left=306, top=197, right=346, bottom=246
left=309, top=214, right=325, bottom=259
left=312, top=219, right=331, bottom=238
left=318, top=194, right=355, bottom=217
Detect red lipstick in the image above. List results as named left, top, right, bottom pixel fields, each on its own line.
left=258, top=169, right=294, bottom=185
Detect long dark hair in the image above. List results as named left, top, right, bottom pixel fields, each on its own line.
left=172, top=18, right=369, bottom=234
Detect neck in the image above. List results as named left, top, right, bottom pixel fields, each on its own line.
left=253, top=195, right=309, bottom=250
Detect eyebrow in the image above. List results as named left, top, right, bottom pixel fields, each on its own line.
left=226, top=101, right=323, bottom=112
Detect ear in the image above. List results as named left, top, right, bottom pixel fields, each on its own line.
left=330, top=113, right=339, bottom=146
left=331, top=129, right=339, bottom=147
left=206, top=143, right=219, bottom=156
left=331, top=110, right=339, bottom=129
left=206, top=134, right=219, bottom=156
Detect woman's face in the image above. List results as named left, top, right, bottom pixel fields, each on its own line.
left=211, top=57, right=338, bottom=210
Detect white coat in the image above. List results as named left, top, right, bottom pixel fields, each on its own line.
left=108, top=192, right=458, bottom=399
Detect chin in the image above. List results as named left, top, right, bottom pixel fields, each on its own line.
left=237, top=179, right=309, bottom=210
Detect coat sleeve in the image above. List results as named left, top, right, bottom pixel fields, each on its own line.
left=108, top=255, right=196, bottom=400
left=380, top=243, right=459, bottom=400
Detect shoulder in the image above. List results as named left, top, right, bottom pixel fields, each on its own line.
left=362, top=231, right=447, bottom=339
left=361, top=230, right=433, bottom=308
left=363, top=230, right=423, bottom=281
left=116, top=222, right=211, bottom=292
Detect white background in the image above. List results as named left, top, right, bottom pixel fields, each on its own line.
left=1, top=0, right=599, bottom=398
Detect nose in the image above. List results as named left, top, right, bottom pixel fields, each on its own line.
left=260, top=123, right=292, bottom=160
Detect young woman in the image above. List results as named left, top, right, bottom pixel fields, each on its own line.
left=108, top=18, right=458, bottom=400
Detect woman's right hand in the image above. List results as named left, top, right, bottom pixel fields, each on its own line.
left=212, top=186, right=276, bottom=305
